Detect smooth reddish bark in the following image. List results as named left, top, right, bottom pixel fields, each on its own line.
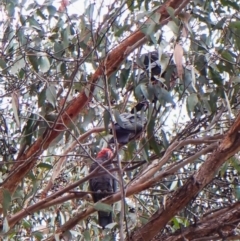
left=0, top=0, right=190, bottom=209
left=128, top=113, right=240, bottom=240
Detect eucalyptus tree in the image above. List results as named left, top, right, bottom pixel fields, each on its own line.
left=1, top=0, right=240, bottom=240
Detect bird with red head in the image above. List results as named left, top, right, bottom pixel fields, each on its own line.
left=96, top=148, right=113, bottom=160
left=89, top=148, right=116, bottom=229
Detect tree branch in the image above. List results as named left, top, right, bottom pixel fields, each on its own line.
left=41, top=126, right=105, bottom=198
left=128, top=112, right=240, bottom=240
left=163, top=201, right=240, bottom=241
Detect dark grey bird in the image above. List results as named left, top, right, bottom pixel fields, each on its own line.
left=109, top=102, right=148, bottom=145
left=137, top=51, right=161, bottom=83
left=139, top=51, right=176, bottom=86
left=140, top=51, right=161, bottom=76
left=89, top=148, right=116, bottom=229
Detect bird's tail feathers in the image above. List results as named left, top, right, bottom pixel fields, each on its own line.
left=98, top=211, right=112, bottom=229
left=108, top=134, right=130, bottom=145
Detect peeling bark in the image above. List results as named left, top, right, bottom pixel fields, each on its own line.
left=162, top=202, right=240, bottom=241
left=129, top=113, right=240, bottom=241
left=39, top=113, right=240, bottom=241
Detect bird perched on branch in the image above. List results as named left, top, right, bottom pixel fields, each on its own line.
left=133, top=51, right=168, bottom=103
left=134, top=51, right=162, bottom=87
left=89, top=148, right=116, bottom=229
left=139, top=51, right=162, bottom=77
left=109, top=101, right=148, bottom=145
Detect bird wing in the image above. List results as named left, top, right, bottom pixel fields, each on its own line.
left=89, top=162, right=115, bottom=202
left=118, top=113, right=147, bottom=132
left=89, top=161, right=116, bottom=228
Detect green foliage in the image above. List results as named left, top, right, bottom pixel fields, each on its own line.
left=1, top=0, right=240, bottom=240
left=94, top=203, right=113, bottom=212
left=2, top=189, right=11, bottom=215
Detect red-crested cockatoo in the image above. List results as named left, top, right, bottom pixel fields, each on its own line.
left=89, top=148, right=116, bottom=228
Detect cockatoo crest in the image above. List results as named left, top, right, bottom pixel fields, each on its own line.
left=96, top=148, right=113, bottom=160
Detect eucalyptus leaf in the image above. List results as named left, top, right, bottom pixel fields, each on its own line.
left=39, top=56, right=51, bottom=73
left=83, top=230, right=91, bottom=241
left=187, top=93, right=199, bottom=112
left=94, top=202, right=112, bottom=212
left=33, top=231, right=44, bottom=241
left=46, top=85, right=57, bottom=108
left=3, top=189, right=11, bottom=215
left=28, top=53, right=39, bottom=72
left=161, top=129, right=169, bottom=149
left=2, top=217, right=10, bottom=233
left=0, top=59, right=7, bottom=69
left=54, top=42, right=65, bottom=58
left=37, top=163, right=53, bottom=170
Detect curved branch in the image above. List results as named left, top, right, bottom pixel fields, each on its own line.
left=164, top=202, right=240, bottom=241
left=0, top=0, right=191, bottom=214
left=41, top=126, right=105, bottom=198
left=128, top=113, right=240, bottom=240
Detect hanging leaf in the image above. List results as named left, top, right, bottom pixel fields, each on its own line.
left=86, top=3, right=95, bottom=20
left=179, top=12, right=192, bottom=37
left=154, top=84, right=174, bottom=105
left=6, top=2, right=15, bottom=17
left=38, top=88, right=46, bottom=107
left=46, top=85, right=57, bottom=108
left=167, top=21, right=179, bottom=36
left=33, top=231, right=44, bottom=241
left=141, top=137, right=149, bottom=161
left=11, top=57, right=25, bottom=74
left=183, top=68, right=196, bottom=94
left=235, top=185, right=240, bottom=200
left=0, top=59, right=7, bottom=69
left=54, top=42, right=65, bottom=58
left=28, top=52, right=39, bottom=72
left=161, top=129, right=169, bottom=149
left=37, top=163, right=53, bottom=170
left=114, top=110, right=127, bottom=128
left=160, top=53, right=170, bottom=75
left=21, top=113, right=38, bottom=146
left=39, top=56, right=51, bottom=73
left=140, top=84, right=150, bottom=100
left=28, top=17, right=43, bottom=31
left=83, top=230, right=91, bottom=241
left=47, top=5, right=57, bottom=17
left=126, top=141, right=136, bottom=160
left=2, top=217, right=10, bottom=233
left=119, top=68, right=130, bottom=88
left=187, top=93, right=199, bottom=112
left=232, top=76, right=240, bottom=83
left=147, top=119, right=161, bottom=156
left=126, top=0, right=134, bottom=11
left=62, top=26, right=70, bottom=48
left=141, top=12, right=161, bottom=36
left=173, top=43, right=183, bottom=80
left=60, top=62, right=67, bottom=75
left=166, top=7, right=178, bottom=24
left=54, top=233, right=60, bottom=241
left=94, top=202, right=112, bottom=212
left=3, top=189, right=11, bottom=215
left=11, top=91, right=20, bottom=128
